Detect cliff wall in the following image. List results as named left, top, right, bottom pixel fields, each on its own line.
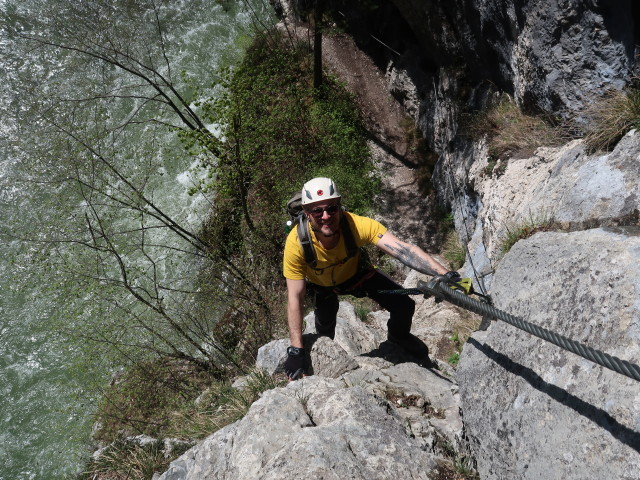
left=379, top=2, right=640, bottom=478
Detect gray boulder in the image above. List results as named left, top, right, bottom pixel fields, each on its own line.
left=457, top=227, right=640, bottom=480
left=255, top=330, right=359, bottom=379
left=307, top=335, right=359, bottom=378
left=255, top=338, right=289, bottom=375
left=158, top=376, right=439, bottom=480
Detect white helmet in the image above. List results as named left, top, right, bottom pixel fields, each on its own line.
left=301, top=177, right=341, bottom=205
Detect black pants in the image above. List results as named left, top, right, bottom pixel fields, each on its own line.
left=312, top=269, right=415, bottom=340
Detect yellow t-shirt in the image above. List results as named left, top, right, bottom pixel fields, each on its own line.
left=283, top=212, right=387, bottom=286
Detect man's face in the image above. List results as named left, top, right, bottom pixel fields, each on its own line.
left=304, top=199, right=341, bottom=236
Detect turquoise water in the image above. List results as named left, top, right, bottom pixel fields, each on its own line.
left=0, top=1, right=275, bottom=478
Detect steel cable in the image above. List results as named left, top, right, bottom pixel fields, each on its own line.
left=405, top=279, right=640, bottom=382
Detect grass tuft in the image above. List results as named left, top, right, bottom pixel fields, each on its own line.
left=442, top=231, right=466, bottom=270
left=582, top=86, right=640, bottom=152
left=166, top=368, right=286, bottom=440
left=80, top=439, right=170, bottom=480
left=348, top=296, right=377, bottom=323
left=498, top=212, right=555, bottom=255
left=434, top=436, right=479, bottom=480
left=83, top=367, right=283, bottom=479
left=464, top=95, right=568, bottom=171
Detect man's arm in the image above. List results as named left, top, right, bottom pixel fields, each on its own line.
left=376, top=231, right=449, bottom=276
left=286, top=278, right=306, bottom=348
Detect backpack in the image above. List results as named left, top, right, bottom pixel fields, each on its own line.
left=286, top=191, right=359, bottom=269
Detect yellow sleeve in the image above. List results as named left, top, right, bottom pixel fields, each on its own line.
left=346, top=212, right=387, bottom=246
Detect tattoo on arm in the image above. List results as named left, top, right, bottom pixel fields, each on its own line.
left=384, top=241, right=440, bottom=276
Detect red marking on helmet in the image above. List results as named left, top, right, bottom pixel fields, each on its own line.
left=317, top=189, right=324, bottom=196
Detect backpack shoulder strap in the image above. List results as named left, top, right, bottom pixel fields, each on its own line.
left=296, top=215, right=317, bottom=268
left=296, top=212, right=359, bottom=270
left=340, top=213, right=358, bottom=260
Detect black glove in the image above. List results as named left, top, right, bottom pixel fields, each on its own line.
left=284, top=346, right=306, bottom=380
left=433, top=271, right=461, bottom=303
left=443, top=271, right=462, bottom=284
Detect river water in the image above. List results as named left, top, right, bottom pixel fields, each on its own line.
left=0, top=1, right=275, bottom=478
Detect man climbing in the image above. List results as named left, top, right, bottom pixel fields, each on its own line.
left=282, top=177, right=459, bottom=380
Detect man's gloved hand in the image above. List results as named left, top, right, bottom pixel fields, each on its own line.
left=444, top=270, right=462, bottom=284
left=284, top=346, right=306, bottom=381
left=433, top=271, right=462, bottom=303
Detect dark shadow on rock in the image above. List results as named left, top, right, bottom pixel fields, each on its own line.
left=367, top=131, right=419, bottom=169
left=302, top=333, right=321, bottom=376
left=363, top=340, right=436, bottom=369
left=467, top=337, right=640, bottom=453
left=362, top=341, right=455, bottom=384
left=375, top=186, right=446, bottom=251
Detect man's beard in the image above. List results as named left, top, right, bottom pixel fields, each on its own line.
left=311, top=224, right=339, bottom=237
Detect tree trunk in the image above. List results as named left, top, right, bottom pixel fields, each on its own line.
left=312, top=0, right=326, bottom=90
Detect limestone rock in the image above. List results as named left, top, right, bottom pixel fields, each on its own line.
left=255, top=338, right=289, bottom=375
left=307, top=335, right=359, bottom=378
left=442, top=130, right=640, bottom=289
left=457, top=227, right=640, bottom=480
left=343, top=361, right=464, bottom=451
left=158, top=377, right=439, bottom=480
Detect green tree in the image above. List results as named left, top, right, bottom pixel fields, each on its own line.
left=0, top=0, right=278, bottom=374
left=0, top=0, right=377, bottom=381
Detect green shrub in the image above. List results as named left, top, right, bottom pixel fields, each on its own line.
left=181, top=29, right=380, bottom=370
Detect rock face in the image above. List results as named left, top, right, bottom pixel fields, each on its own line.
left=331, top=1, right=637, bottom=158
left=159, top=286, right=476, bottom=479
left=328, top=3, right=640, bottom=478
left=443, top=116, right=640, bottom=480
left=457, top=228, right=640, bottom=480
left=387, top=0, right=636, bottom=119
left=442, top=130, right=640, bottom=287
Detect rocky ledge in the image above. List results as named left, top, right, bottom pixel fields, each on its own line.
left=158, top=271, right=479, bottom=480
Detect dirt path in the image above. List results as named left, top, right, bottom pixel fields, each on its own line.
left=319, top=33, right=445, bottom=252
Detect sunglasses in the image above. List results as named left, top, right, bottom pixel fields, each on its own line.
left=307, top=205, right=340, bottom=217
